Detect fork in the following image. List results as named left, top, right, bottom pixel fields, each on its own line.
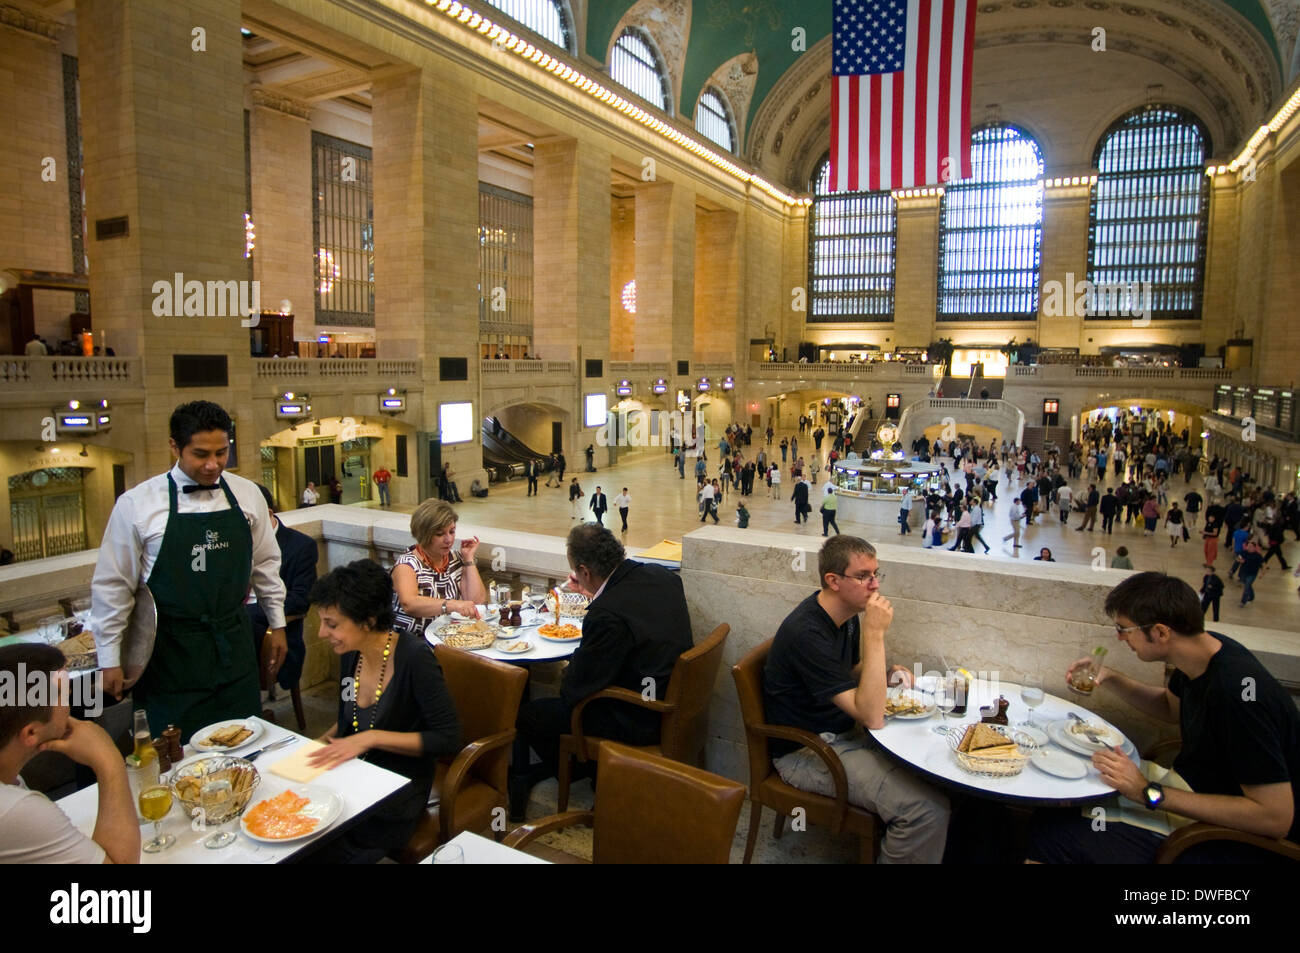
left=1067, top=711, right=1104, bottom=745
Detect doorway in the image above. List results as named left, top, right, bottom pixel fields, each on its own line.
left=8, top=468, right=88, bottom=561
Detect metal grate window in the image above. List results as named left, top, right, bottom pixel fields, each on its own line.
left=1087, top=106, right=1210, bottom=320
left=611, top=28, right=672, bottom=113
left=808, top=158, right=896, bottom=322
left=479, top=184, right=534, bottom=334
left=312, top=132, right=374, bottom=327
left=483, top=0, right=573, bottom=52
left=937, top=124, right=1043, bottom=321
left=695, top=88, right=735, bottom=153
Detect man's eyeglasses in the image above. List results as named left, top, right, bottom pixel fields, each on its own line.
left=1114, top=623, right=1146, bottom=636
left=835, top=571, right=885, bottom=583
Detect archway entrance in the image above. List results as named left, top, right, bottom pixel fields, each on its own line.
left=8, top=467, right=88, bottom=561
left=261, top=416, right=414, bottom=509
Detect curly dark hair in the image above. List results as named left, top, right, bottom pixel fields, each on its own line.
left=566, top=524, right=625, bottom=581
left=309, top=559, right=396, bottom=632
left=170, top=401, right=233, bottom=449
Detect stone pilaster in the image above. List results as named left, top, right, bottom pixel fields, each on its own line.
left=1037, top=182, right=1092, bottom=350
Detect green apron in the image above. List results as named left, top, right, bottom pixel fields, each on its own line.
left=134, top=475, right=260, bottom=743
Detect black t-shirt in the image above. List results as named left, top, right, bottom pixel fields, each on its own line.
left=1168, top=634, right=1300, bottom=841
left=763, top=592, right=860, bottom=757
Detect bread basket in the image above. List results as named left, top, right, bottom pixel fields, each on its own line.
left=946, top=723, right=1036, bottom=778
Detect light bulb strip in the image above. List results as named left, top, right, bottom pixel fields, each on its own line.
left=423, top=0, right=804, bottom=206
left=1208, top=83, right=1300, bottom=178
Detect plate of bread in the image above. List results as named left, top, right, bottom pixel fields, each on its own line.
left=191, top=718, right=263, bottom=753
left=948, top=722, right=1032, bottom=777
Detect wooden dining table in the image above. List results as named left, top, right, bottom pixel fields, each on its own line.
left=56, top=717, right=410, bottom=863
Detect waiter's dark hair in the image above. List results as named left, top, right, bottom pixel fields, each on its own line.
left=170, top=401, right=233, bottom=449
left=0, top=644, right=64, bottom=747
left=1103, top=571, right=1203, bottom=637
left=310, top=559, right=396, bottom=632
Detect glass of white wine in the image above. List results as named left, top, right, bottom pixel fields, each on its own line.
left=200, top=777, right=236, bottom=849
left=1020, top=674, right=1045, bottom=727
left=139, top=784, right=175, bottom=853
left=933, top=678, right=957, bottom=735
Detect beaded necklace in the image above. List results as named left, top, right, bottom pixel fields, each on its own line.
left=352, top=631, right=395, bottom=732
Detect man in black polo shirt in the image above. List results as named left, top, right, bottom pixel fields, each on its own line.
left=763, top=536, right=950, bottom=863
left=1028, top=572, right=1299, bottom=862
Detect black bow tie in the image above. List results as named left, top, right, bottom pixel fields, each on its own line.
left=182, top=483, right=220, bottom=494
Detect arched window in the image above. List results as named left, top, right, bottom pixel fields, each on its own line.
left=483, top=0, right=574, bottom=52
left=937, top=124, right=1044, bottom=321
left=695, top=88, right=736, bottom=153
left=808, top=157, right=897, bottom=323
left=611, top=28, right=672, bottom=113
left=1088, top=106, right=1210, bottom=320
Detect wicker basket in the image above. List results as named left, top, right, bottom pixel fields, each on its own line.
left=172, top=756, right=260, bottom=824
left=947, top=724, right=1034, bottom=778
left=433, top=619, right=500, bottom=649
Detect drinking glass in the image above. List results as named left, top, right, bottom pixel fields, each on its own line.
left=1020, top=674, right=1045, bottom=726
left=38, top=615, right=68, bottom=646
left=432, top=843, right=465, bottom=864
left=200, top=777, right=236, bottom=849
left=933, top=679, right=957, bottom=735
left=139, top=785, right=175, bottom=853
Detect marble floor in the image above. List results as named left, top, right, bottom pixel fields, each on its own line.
left=362, top=430, right=1300, bottom=632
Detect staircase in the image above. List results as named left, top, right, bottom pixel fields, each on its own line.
left=939, top=374, right=1004, bottom=399
left=1020, top=425, right=1071, bottom=456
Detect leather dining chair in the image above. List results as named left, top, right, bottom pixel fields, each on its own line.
left=556, top=622, right=729, bottom=811
left=503, top=742, right=746, bottom=863
left=394, top=645, right=528, bottom=863
left=731, top=638, right=880, bottom=864
left=1143, top=739, right=1300, bottom=864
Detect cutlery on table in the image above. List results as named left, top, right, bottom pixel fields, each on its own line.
left=1067, top=711, right=1104, bottom=745
left=244, top=736, right=299, bottom=763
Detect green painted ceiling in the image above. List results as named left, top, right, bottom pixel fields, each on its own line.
left=584, top=1, right=1282, bottom=145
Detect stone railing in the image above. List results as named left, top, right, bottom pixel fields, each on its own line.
left=480, top=359, right=575, bottom=376
left=748, top=361, right=938, bottom=380
left=253, top=358, right=422, bottom=381
left=1003, top=365, right=1241, bottom=384
left=924, top=397, right=1006, bottom=411
left=0, top=356, right=140, bottom=389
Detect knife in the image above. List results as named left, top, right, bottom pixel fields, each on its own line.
left=1067, top=711, right=1105, bottom=745
left=243, top=736, right=298, bottom=763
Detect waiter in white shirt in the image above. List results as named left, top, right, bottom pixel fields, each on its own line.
left=90, top=401, right=287, bottom=743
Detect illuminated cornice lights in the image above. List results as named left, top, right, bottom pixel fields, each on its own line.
left=1043, top=175, right=1098, bottom=188
left=422, top=0, right=805, bottom=207
left=1208, top=84, right=1300, bottom=178
left=892, top=186, right=946, bottom=199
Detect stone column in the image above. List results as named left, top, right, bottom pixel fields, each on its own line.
left=609, top=196, right=635, bottom=359
left=693, top=208, right=739, bottom=363
left=893, top=194, right=940, bottom=347
left=76, top=0, right=249, bottom=478
left=372, top=65, right=481, bottom=495
left=1037, top=182, right=1091, bottom=350
left=1258, top=161, right=1300, bottom=384
left=249, top=89, right=314, bottom=340
left=634, top=180, right=694, bottom=366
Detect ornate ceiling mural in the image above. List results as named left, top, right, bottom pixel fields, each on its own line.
left=606, top=0, right=693, bottom=114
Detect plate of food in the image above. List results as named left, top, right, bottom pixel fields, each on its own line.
left=191, top=719, right=263, bottom=753
left=430, top=618, right=500, bottom=650
left=537, top=622, right=583, bottom=643
left=884, top=690, right=935, bottom=719
left=240, top=786, right=343, bottom=844
left=449, top=605, right=500, bottom=624
left=496, top=638, right=534, bottom=654
left=1048, top=718, right=1128, bottom=756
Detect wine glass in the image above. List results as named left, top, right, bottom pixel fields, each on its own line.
left=526, top=587, right=547, bottom=623
left=432, top=843, right=464, bottom=864
left=1020, top=674, right=1045, bottom=727
left=932, top=678, right=957, bottom=735
left=138, top=784, right=175, bottom=853
left=200, top=777, right=236, bottom=849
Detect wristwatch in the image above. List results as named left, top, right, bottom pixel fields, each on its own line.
left=441, top=599, right=449, bottom=616
left=1142, top=782, right=1166, bottom=810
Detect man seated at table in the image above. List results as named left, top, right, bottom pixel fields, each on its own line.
left=509, top=524, right=692, bottom=820
left=1027, top=571, right=1300, bottom=863
left=763, top=536, right=951, bottom=863
left=0, top=644, right=140, bottom=863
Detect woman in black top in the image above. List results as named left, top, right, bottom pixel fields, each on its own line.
left=305, top=560, right=461, bottom=863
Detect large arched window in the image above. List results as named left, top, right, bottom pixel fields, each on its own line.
left=808, top=158, right=897, bottom=323
left=937, top=124, right=1044, bottom=321
left=610, top=28, right=672, bottom=113
left=695, top=88, right=736, bottom=153
left=1088, top=106, right=1210, bottom=320
left=483, top=0, right=574, bottom=52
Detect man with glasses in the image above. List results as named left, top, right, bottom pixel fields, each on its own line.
left=763, top=536, right=951, bottom=863
left=1027, top=571, right=1299, bottom=863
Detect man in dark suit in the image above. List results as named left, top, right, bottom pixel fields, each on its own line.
left=510, top=525, right=692, bottom=820
left=792, top=477, right=811, bottom=524
left=248, top=485, right=319, bottom=692
left=589, top=485, right=608, bottom=526
left=525, top=458, right=539, bottom=496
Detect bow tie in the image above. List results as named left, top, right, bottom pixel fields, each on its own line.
left=182, top=483, right=220, bottom=494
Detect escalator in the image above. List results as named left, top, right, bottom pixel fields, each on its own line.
left=481, top=419, right=551, bottom=483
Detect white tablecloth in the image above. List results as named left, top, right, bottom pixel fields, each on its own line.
left=425, top=608, right=581, bottom=663
left=56, top=717, right=409, bottom=863
left=868, top=679, right=1136, bottom=805
left=418, top=830, right=550, bottom=864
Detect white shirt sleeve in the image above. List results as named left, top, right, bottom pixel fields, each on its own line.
left=88, top=492, right=144, bottom=669
left=241, top=486, right=286, bottom=629
left=0, top=787, right=107, bottom=864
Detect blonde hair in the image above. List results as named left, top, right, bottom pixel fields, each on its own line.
left=410, top=499, right=458, bottom=547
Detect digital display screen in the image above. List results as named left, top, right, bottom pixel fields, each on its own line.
left=439, top=402, right=474, bottom=443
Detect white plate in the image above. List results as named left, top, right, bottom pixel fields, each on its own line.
left=1030, top=747, right=1089, bottom=779
left=1048, top=719, right=1130, bottom=757
left=538, top=629, right=583, bottom=643
left=240, top=786, right=344, bottom=844
left=495, top=639, right=533, bottom=654
left=1015, top=724, right=1050, bottom=747
left=190, top=719, right=263, bottom=753
left=449, top=606, right=499, bottom=623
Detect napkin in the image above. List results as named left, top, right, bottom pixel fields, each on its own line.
left=266, top=740, right=330, bottom=783
left=1081, top=761, right=1195, bottom=837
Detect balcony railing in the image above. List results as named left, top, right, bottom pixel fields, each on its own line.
left=253, top=358, right=421, bottom=380
left=481, top=359, right=575, bottom=376
left=748, top=361, right=941, bottom=380
left=0, top=356, right=140, bottom=390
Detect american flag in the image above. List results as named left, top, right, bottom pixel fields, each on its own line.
left=830, top=0, right=977, bottom=192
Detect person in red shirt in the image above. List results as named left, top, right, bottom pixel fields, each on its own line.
left=373, top=466, right=392, bottom=506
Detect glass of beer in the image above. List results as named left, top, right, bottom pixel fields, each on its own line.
left=139, top=784, right=175, bottom=853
